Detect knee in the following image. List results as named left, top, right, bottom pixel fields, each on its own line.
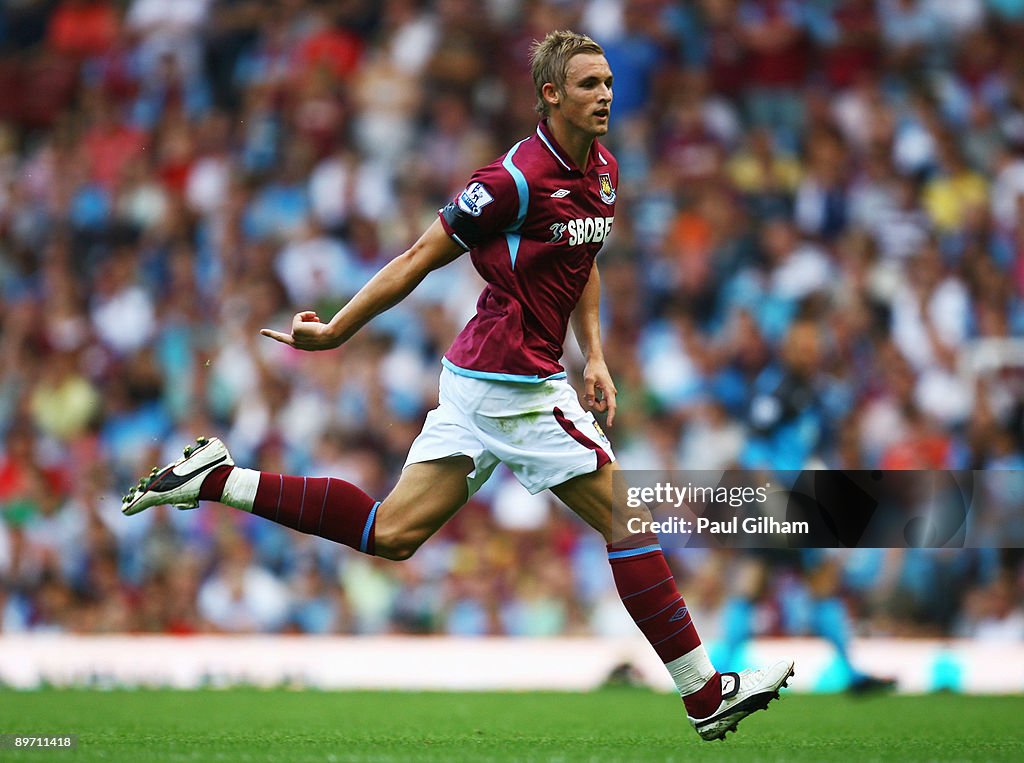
left=373, top=524, right=424, bottom=562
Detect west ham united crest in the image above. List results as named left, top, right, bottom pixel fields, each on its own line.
left=598, top=173, right=616, bottom=204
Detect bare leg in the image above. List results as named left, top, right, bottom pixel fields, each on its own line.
left=550, top=461, right=644, bottom=541
left=373, top=456, right=475, bottom=560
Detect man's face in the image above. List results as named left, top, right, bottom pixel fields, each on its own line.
left=550, top=53, right=614, bottom=137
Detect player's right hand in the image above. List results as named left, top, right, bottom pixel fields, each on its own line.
left=260, top=311, right=340, bottom=351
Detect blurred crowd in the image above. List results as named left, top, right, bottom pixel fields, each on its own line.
left=0, top=0, right=1023, bottom=644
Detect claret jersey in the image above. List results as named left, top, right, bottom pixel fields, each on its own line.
left=438, top=119, right=618, bottom=382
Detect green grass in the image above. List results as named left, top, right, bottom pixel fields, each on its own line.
left=1, top=689, right=1022, bottom=762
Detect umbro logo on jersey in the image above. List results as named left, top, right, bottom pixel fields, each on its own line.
left=551, top=189, right=571, bottom=198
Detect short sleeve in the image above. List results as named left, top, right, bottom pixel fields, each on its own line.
left=439, top=162, right=520, bottom=250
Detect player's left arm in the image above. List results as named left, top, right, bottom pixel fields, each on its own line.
left=571, top=261, right=617, bottom=426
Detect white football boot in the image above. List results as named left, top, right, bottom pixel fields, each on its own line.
left=122, top=437, right=233, bottom=515
left=688, top=660, right=795, bottom=741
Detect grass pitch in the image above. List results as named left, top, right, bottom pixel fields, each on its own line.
left=1, top=689, right=1022, bottom=762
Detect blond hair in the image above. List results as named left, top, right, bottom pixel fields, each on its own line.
left=529, top=30, right=605, bottom=117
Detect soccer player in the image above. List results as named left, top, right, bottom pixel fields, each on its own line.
left=122, top=31, right=793, bottom=740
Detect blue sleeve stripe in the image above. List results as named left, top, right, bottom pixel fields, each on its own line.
left=607, top=544, right=662, bottom=560
left=360, top=501, right=381, bottom=554
left=502, top=139, right=529, bottom=232
left=505, top=231, right=521, bottom=269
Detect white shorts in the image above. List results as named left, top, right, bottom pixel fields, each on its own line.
left=406, top=368, right=615, bottom=496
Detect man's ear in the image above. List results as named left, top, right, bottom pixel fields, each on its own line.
left=542, top=82, right=560, bottom=108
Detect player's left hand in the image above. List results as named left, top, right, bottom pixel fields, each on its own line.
left=583, top=358, right=617, bottom=426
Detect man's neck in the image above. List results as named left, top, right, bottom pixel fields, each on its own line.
left=547, top=118, right=594, bottom=172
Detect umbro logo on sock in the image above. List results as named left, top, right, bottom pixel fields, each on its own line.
left=669, top=606, right=689, bottom=622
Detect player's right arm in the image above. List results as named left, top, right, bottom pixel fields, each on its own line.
left=260, top=218, right=464, bottom=351
left=262, top=163, right=515, bottom=351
